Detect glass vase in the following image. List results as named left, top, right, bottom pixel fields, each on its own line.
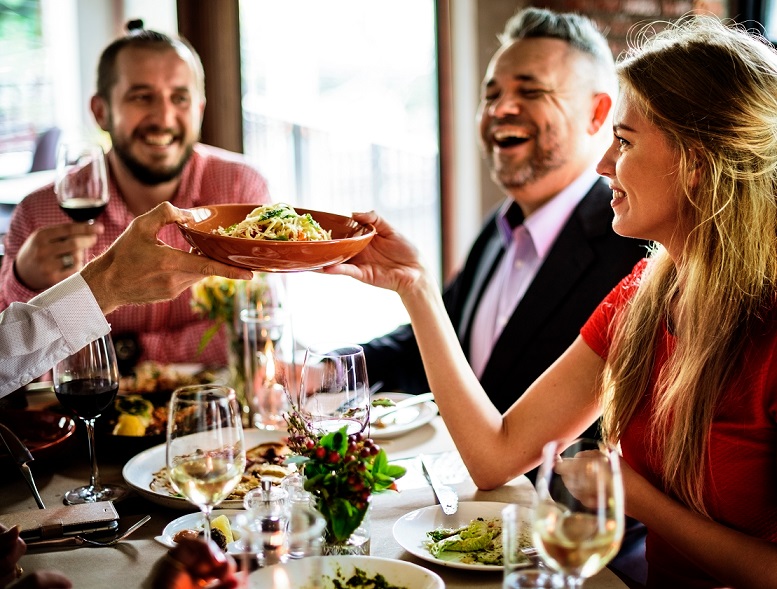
left=225, top=323, right=249, bottom=425
left=227, top=273, right=287, bottom=426
left=319, top=499, right=371, bottom=556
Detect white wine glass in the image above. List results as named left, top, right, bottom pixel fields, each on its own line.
left=533, top=438, right=625, bottom=588
left=298, top=344, right=369, bottom=435
left=166, top=385, right=246, bottom=543
left=54, top=141, right=110, bottom=224
left=53, top=334, right=128, bottom=504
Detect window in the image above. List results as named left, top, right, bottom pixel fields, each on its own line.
left=239, top=0, right=440, bottom=346
left=0, top=0, right=54, bottom=176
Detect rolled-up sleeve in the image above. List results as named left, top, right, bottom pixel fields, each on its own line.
left=0, top=274, right=110, bottom=398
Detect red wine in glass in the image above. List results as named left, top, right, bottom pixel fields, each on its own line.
left=55, top=142, right=109, bottom=225
left=53, top=334, right=128, bottom=505
left=55, top=377, right=118, bottom=420
left=59, top=198, right=108, bottom=223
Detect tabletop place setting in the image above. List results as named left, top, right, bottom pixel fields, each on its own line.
left=0, top=203, right=629, bottom=589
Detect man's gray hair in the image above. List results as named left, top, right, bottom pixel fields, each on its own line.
left=500, top=7, right=616, bottom=91
left=501, top=7, right=613, bottom=68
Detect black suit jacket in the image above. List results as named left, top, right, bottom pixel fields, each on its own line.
left=362, top=179, right=648, bottom=423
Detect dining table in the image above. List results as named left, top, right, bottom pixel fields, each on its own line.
left=0, top=387, right=630, bottom=589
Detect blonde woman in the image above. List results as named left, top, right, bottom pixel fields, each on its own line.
left=327, top=16, right=777, bottom=589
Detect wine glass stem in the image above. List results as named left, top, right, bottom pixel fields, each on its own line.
left=202, top=507, right=213, bottom=544
left=83, top=418, right=103, bottom=491
left=566, top=575, right=585, bottom=588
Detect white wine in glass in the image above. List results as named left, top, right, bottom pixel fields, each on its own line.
left=55, top=141, right=110, bottom=224
left=298, top=344, right=369, bottom=435
left=533, top=438, right=625, bottom=588
left=167, top=385, right=246, bottom=543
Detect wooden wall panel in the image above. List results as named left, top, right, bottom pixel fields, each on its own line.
left=176, top=0, right=243, bottom=153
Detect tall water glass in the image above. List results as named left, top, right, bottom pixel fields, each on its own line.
left=503, top=503, right=564, bottom=588
left=166, top=385, right=246, bottom=543
left=241, top=306, right=295, bottom=429
left=533, top=438, right=625, bottom=588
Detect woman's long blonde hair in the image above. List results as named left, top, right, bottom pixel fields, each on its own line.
left=600, top=16, right=777, bottom=515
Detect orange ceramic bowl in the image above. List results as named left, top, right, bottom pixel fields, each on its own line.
left=177, top=205, right=376, bottom=272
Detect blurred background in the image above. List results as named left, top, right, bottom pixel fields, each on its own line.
left=0, top=0, right=764, bottom=345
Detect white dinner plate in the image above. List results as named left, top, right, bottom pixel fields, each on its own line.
left=393, top=501, right=514, bottom=570
left=122, top=429, right=286, bottom=510
left=368, top=392, right=438, bottom=439
left=248, top=555, right=444, bottom=588
left=156, top=509, right=247, bottom=554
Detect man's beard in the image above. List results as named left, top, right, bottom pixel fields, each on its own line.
left=487, top=127, right=566, bottom=190
left=110, top=131, right=194, bottom=186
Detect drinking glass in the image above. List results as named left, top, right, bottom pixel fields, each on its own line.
left=53, top=334, right=128, bottom=504
left=532, top=438, right=625, bottom=588
left=166, top=385, right=246, bottom=543
left=503, top=503, right=565, bottom=588
left=298, top=344, right=370, bottom=435
left=241, top=306, right=296, bottom=430
left=54, top=141, right=110, bottom=224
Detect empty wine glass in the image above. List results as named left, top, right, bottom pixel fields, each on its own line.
left=532, top=438, right=625, bottom=588
left=166, top=385, right=246, bottom=543
left=53, top=334, right=128, bottom=504
left=55, top=141, right=110, bottom=224
left=298, top=344, right=369, bottom=435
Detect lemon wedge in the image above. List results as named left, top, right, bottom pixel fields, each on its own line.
left=211, top=515, right=234, bottom=544
left=112, top=414, right=147, bottom=436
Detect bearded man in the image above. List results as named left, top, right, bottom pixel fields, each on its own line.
left=0, top=22, right=270, bottom=364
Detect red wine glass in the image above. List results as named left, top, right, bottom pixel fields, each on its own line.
left=54, top=141, right=110, bottom=224
left=53, top=334, right=128, bottom=504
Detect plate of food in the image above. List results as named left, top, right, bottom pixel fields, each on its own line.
left=368, top=392, right=438, bottom=439
left=248, top=555, right=444, bottom=589
left=393, top=501, right=532, bottom=570
left=177, top=203, right=376, bottom=272
left=157, top=509, right=246, bottom=553
left=122, top=429, right=294, bottom=509
left=98, top=362, right=218, bottom=458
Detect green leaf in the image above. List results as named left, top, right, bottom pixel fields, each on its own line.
left=284, top=455, right=309, bottom=465
left=384, top=464, right=407, bottom=478
left=197, top=320, right=223, bottom=355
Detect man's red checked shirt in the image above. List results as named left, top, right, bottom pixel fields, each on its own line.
left=581, top=260, right=777, bottom=588
left=0, top=143, right=271, bottom=365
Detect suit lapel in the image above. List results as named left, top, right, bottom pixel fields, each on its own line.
left=479, top=181, right=609, bottom=381
left=459, top=233, right=504, bottom=344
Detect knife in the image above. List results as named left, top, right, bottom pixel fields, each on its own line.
left=420, top=454, right=458, bottom=515
left=0, top=423, right=46, bottom=509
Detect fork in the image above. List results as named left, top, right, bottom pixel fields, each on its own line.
left=28, top=515, right=151, bottom=548
left=520, top=546, right=545, bottom=567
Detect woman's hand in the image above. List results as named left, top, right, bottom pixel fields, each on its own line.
left=322, top=211, right=430, bottom=297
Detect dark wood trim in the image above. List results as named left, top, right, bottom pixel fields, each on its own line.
left=176, top=0, right=244, bottom=152
left=436, top=0, right=455, bottom=281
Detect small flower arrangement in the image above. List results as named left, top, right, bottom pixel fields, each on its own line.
left=285, top=410, right=406, bottom=545
left=190, top=276, right=242, bottom=353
